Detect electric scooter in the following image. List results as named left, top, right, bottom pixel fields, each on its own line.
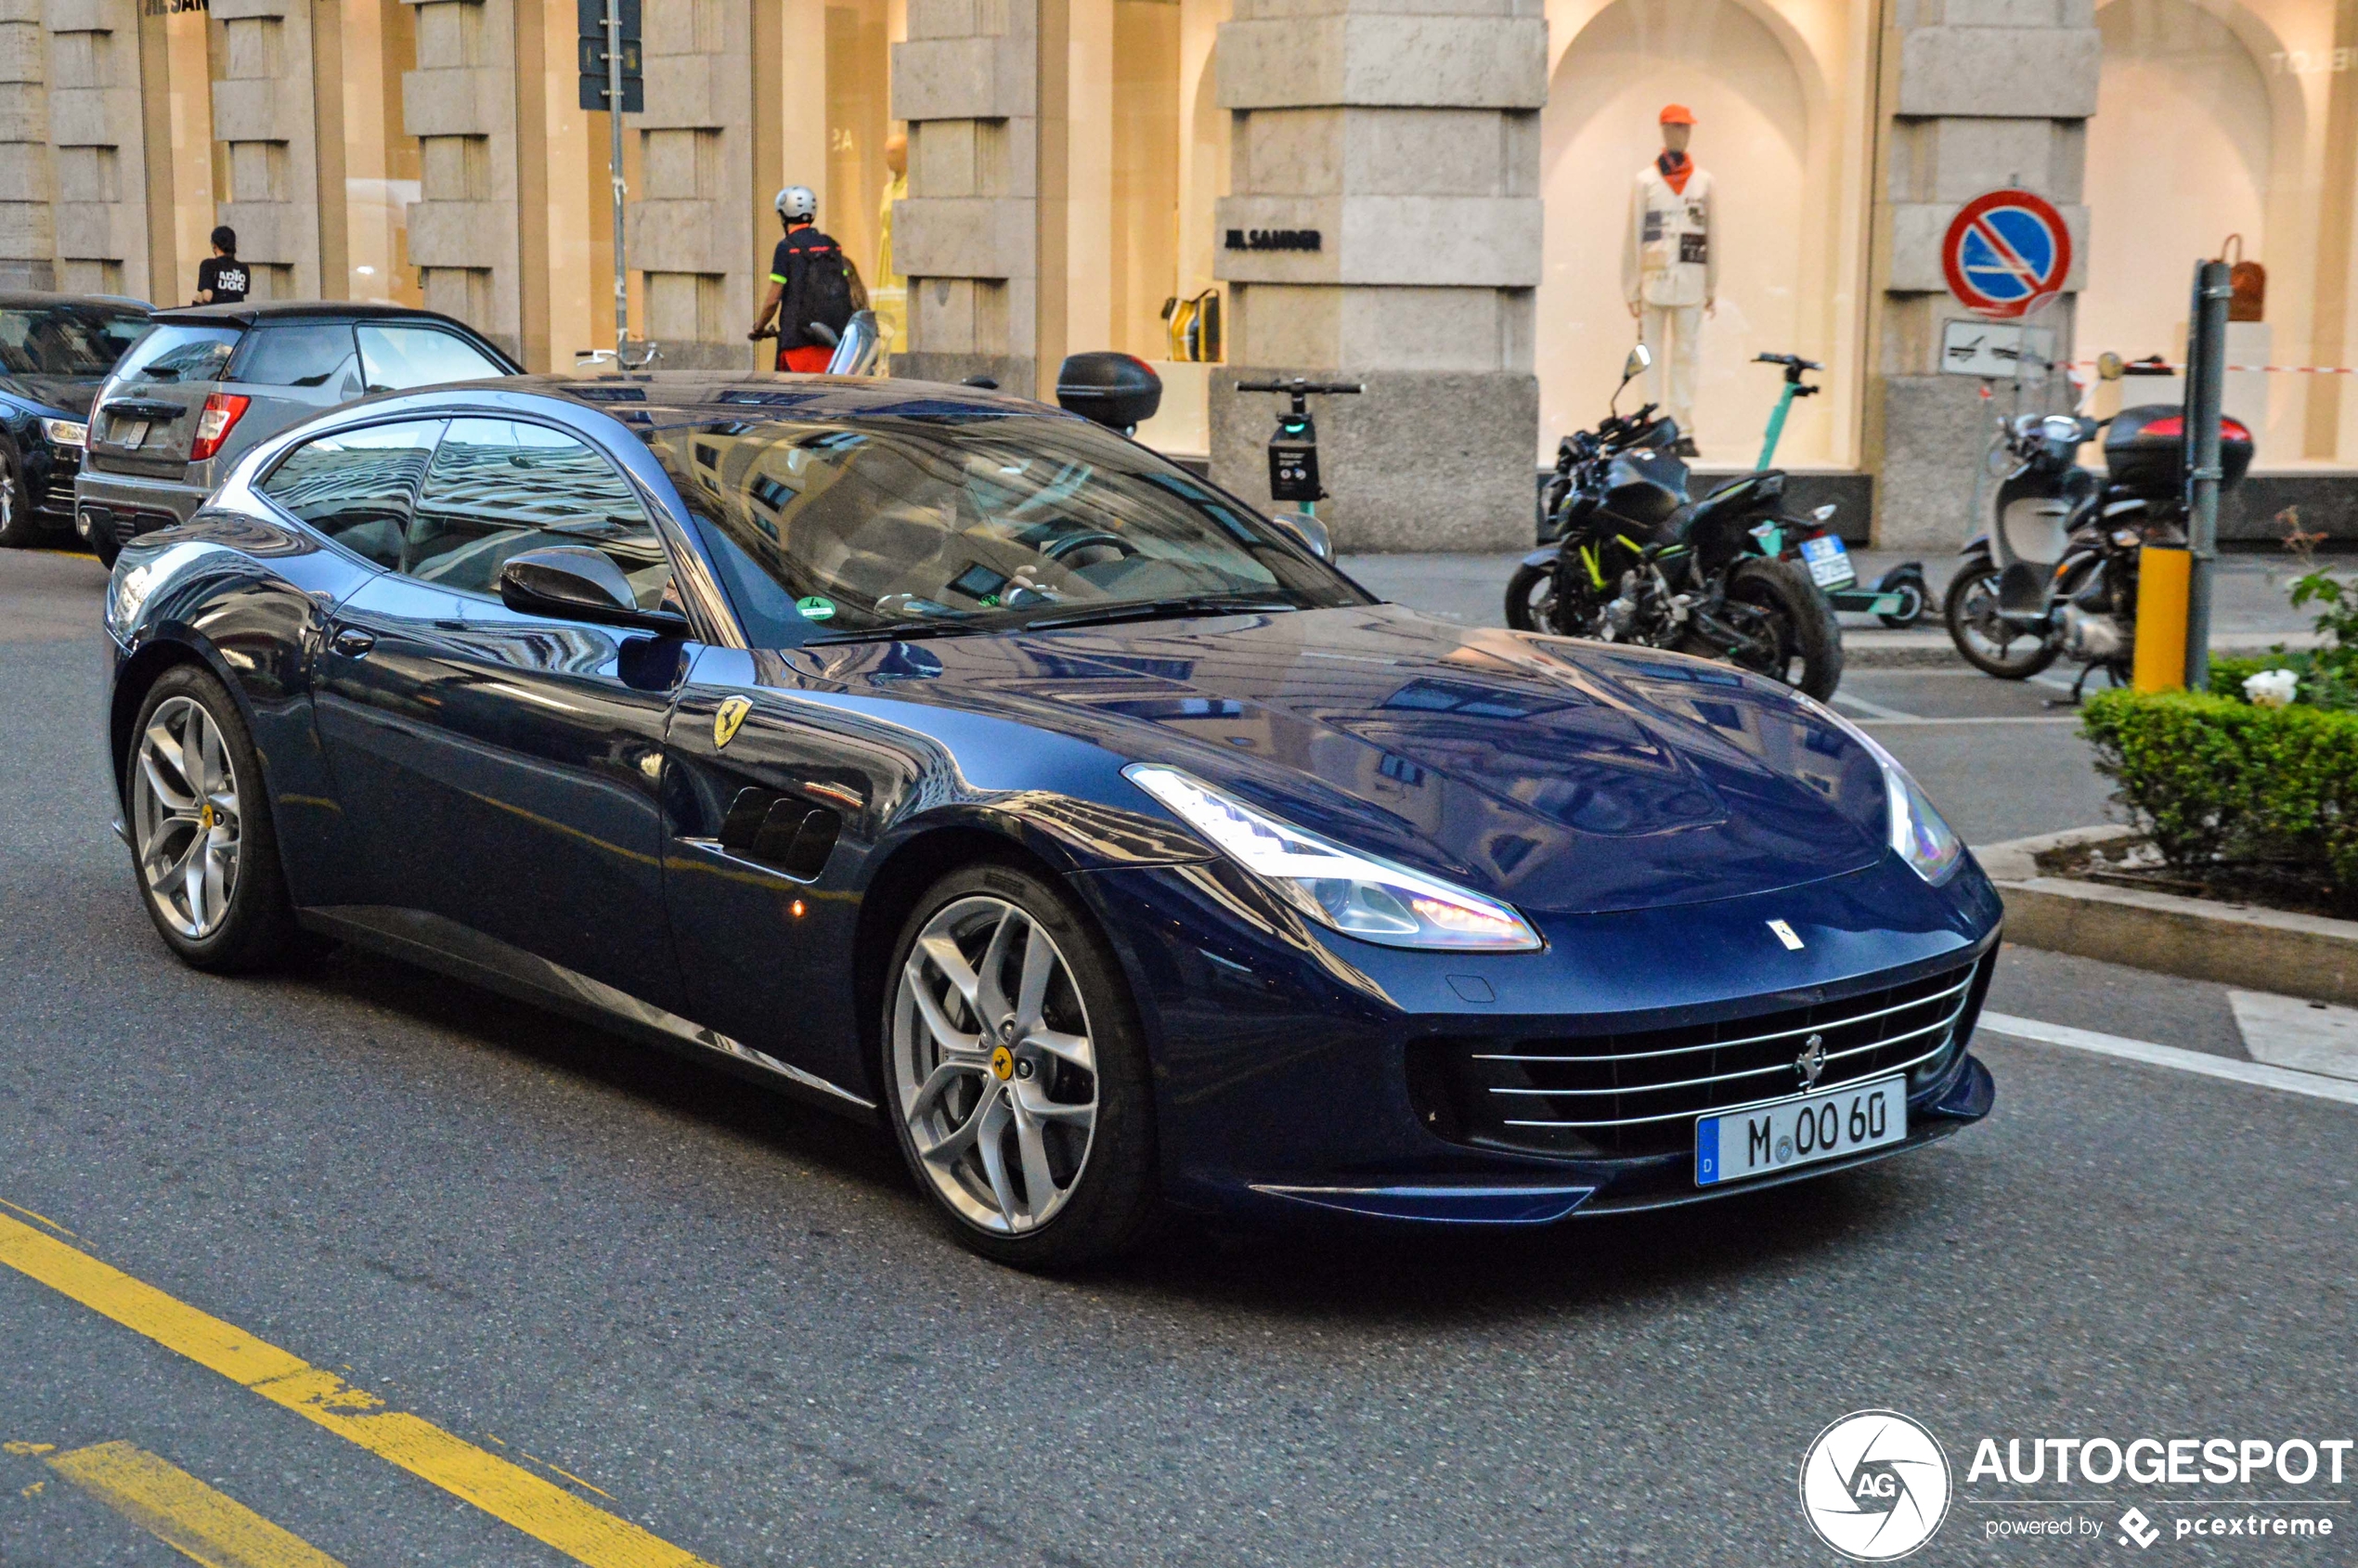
left=1750, top=353, right=1929, bottom=628
left=1236, top=377, right=1363, bottom=561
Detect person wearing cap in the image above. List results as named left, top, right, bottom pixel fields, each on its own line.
left=748, top=185, right=854, bottom=373
left=1621, top=104, right=1716, bottom=456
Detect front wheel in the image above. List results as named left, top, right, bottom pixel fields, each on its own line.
left=1944, top=560, right=2060, bottom=679
left=1504, top=563, right=1556, bottom=632
left=1712, top=558, right=1844, bottom=700
left=882, top=862, right=1159, bottom=1270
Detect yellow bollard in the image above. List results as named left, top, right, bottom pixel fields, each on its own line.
left=2133, top=545, right=2192, bottom=692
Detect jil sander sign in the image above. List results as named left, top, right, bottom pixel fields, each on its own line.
left=1224, top=229, right=1322, bottom=253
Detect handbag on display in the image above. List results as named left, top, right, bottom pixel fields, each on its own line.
left=2220, top=233, right=2265, bottom=322
left=1160, top=290, right=1224, bottom=362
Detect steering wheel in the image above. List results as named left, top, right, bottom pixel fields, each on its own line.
left=1040, top=530, right=1138, bottom=564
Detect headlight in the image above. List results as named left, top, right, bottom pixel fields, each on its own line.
left=1804, top=703, right=1963, bottom=885
left=1124, top=764, right=1543, bottom=952
left=41, top=418, right=87, bottom=448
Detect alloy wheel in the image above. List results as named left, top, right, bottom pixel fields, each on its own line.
left=892, top=895, right=1099, bottom=1235
left=131, top=694, right=243, bottom=940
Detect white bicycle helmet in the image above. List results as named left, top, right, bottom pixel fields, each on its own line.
left=774, top=185, right=817, bottom=223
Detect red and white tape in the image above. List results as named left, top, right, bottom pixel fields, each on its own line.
left=2075, top=360, right=2358, bottom=375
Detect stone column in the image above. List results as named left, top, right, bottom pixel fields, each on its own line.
left=403, top=0, right=523, bottom=356
left=0, top=0, right=52, bottom=291
left=45, top=0, right=146, bottom=298
left=1207, top=0, right=1544, bottom=551
left=212, top=0, right=325, bottom=300
left=891, top=0, right=1048, bottom=395
left=1866, top=0, right=2099, bottom=551
left=628, top=0, right=758, bottom=369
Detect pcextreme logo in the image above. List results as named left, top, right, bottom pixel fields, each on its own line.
left=1799, top=1409, right=1954, bottom=1561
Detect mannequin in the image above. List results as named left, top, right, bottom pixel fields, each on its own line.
left=1621, top=104, right=1717, bottom=456
left=875, top=129, right=909, bottom=354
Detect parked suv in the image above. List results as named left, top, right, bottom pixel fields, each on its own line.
left=0, top=292, right=151, bottom=549
left=78, top=302, right=519, bottom=563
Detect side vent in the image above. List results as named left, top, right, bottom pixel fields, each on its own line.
left=716, top=786, right=840, bottom=881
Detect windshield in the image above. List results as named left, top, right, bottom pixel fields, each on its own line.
left=0, top=306, right=151, bottom=379
left=654, top=413, right=1367, bottom=645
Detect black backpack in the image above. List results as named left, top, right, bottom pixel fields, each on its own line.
left=794, top=236, right=856, bottom=337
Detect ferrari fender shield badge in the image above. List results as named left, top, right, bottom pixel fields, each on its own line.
left=713, top=695, right=752, bottom=750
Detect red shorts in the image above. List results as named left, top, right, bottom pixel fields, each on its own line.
left=778, top=344, right=832, bottom=373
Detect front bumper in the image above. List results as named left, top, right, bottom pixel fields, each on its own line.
left=1068, top=852, right=2003, bottom=1226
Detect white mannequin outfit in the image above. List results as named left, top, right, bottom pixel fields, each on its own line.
left=1621, top=157, right=1717, bottom=443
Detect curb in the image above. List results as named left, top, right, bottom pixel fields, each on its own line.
left=1846, top=631, right=2324, bottom=671
left=1980, top=825, right=2358, bottom=1005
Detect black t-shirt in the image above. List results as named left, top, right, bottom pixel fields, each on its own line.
left=767, top=227, right=851, bottom=351
left=197, top=256, right=249, bottom=305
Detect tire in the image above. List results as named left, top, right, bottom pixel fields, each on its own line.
left=1717, top=557, right=1844, bottom=700
left=880, top=862, right=1158, bottom=1270
left=0, top=441, right=41, bottom=548
left=1504, top=563, right=1556, bottom=632
left=125, top=664, right=308, bottom=972
left=1875, top=569, right=1929, bottom=630
left=1943, top=560, right=2059, bottom=679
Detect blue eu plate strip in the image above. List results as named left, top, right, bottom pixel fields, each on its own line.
left=1695, top=1117, right=1720, bottom=1186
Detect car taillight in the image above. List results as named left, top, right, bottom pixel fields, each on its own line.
left=189, top=393, right=250, bottom=461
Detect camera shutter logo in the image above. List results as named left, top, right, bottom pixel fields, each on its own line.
left=1798, top=1410, right=1951, bottom=1561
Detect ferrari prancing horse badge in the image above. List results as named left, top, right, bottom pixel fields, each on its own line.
left=714, top=696, right=751, bottom=749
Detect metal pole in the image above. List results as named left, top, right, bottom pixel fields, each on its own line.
left=606, top=0, right=627, bottom=356
left=2183, top=257, right=2231, bottom=691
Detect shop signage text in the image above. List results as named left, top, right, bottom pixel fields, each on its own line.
left=1225, top=229, right=1322, bottom=253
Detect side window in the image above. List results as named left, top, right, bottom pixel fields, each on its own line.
left=257, top=421, right=446, bottom=567
left=236, top=324, right=362, bottom=392
left=355, top=326, right=508, bottom=392
left=110, top=325, right=241, bottom=388
left=407, top=419, right=674, bottom=608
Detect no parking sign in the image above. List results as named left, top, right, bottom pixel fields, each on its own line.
left=1941, top=189, right=2072, bottom=320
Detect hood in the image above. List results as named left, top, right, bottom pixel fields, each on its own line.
left=805, top=605, right=1893, bottom=914
left=0, top=372, right=100, bottom=418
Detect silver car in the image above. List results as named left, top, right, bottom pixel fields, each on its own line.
left=77, top=301, right=518, bottom=563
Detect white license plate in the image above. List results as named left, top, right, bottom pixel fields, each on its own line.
left=113, top=419, right=148, bottom=449
left=1798, top=534, right=1856, bottom=588
left=1694, top=1075, right=1906, bottom=1186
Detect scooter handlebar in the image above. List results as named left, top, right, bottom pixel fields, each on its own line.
left=1235, top=379, right=1365, bottom=396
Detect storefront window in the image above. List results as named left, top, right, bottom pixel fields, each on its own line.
left=2082, top=0, right=2357, bottom=464
left=1537, top=0, right=1874, bottom=467
left=828, top=0, right=902, bottom=347
left=341, top=0, right=425, bottom=308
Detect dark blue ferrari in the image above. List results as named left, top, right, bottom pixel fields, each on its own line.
left=102, top=375, right=2000, bottom=1267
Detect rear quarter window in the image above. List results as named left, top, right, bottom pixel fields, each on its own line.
left=235, top=323, right=362, bottom=390
left=110, top=324, right=241, bottom=388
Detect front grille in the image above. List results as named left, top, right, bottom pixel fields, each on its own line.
left=1408, top=951, right=1993, bottom=1159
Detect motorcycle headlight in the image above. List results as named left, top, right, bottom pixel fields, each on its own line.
left=1124, top=765, right=1543, bottom=952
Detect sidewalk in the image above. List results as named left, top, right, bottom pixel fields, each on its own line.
left=1337, top=548, right=2327, bottom=667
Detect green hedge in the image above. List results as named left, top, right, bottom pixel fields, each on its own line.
left=2081, top=689, right=2358, bottom=895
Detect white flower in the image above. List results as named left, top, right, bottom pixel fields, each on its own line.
left=2244, top=667, right=2299, bottom=708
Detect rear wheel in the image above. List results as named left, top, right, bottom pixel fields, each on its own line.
left=1944, top=560, right=2059, bottom=679
left=127, top=665, right=307, bottom=971
left=882, top=862, right=1158, bottom=1270
left=1715, top=557, right=1843, bottom=700
left=1874, top=567, right=1930, bottom=629
left=0, top=443, right=41, bottom=548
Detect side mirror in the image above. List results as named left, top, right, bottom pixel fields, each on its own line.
left=1623, top=343, right=1652, bottom=382
left=2096, top=351, right=2124, bottom=382
left=499, top=546, right=689, bottom=635
left=1268, top=509, right=1333, bottom=562
left=1056, top=352, right=1162, bottom=433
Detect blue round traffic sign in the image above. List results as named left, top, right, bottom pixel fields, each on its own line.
left=1942, top=189, right=2072, bottom=320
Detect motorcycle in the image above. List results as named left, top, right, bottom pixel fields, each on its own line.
left=1944, top=363, right=2255, bottom=693
left=1507, top=345, right=1843, bottom=699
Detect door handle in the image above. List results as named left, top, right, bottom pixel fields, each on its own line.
left=330, top=627, right=377, bottom=658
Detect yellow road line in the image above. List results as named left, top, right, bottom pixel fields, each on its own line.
left=46, top=1441, right=349, bottom=1568
left=0, top=1211, right=722, bottom=1568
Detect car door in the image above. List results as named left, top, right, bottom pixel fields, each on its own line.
left=85, top=323, right=242, bottom=481
left=312, top=415, right=691, bottom=1014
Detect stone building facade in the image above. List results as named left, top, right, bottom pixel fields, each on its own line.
left=0, top=0, right=2349, bottom=548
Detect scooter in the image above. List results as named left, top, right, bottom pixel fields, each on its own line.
left=1236, top=376, right=1363, bottom=562
left=1749, top=353, right=1929, bottom=628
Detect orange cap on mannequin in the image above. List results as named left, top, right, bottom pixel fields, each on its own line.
left=1658, top=103, right=1696, bottom=124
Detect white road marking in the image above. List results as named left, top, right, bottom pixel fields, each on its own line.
left=2227, top=990, right=2358, bottom=1083
left=1832, top=691, right=1922, bottom=721
left=1978, top=1010, right=2358, bottom=1108
left=1853, top=716, right=2083, bottom=727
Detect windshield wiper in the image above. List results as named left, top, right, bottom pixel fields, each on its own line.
left=800, top=620, right=1004, bottom=646
left=1012, top=596, right=1301, bottom=633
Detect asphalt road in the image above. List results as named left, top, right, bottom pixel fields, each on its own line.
left=3, top=544, right=2352, bottom=1566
